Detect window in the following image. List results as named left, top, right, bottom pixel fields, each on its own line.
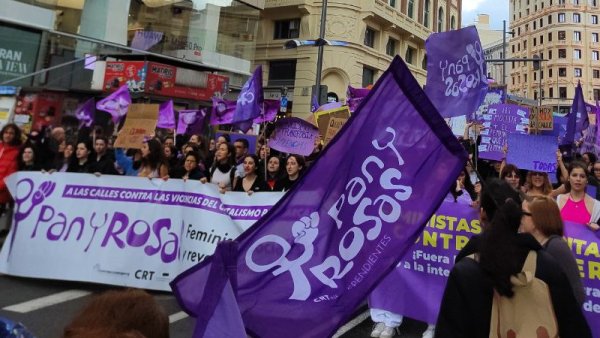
left=560, top=87, right=567, bottom=99
left=364, top=27, right=376, bottom=48
left=405, top=46, right=416, bottom=64
left=595, top=69, right=600, bottom=78
left=424, top=0, right=431, bottom=28
left=574, top=68, right=582, bottom=77
left=548, top=15, right=553, bottom=24
left=512, top=44, right=515, bottom=53
left=593, top=50, right=600, bottom=60
left=574, top=31, right=581, bottom=41
left=422, top=55, right=427, bottom=70
left=574, top=13, right=581, bottom=23
left=534, top=72, right=537, bottom=81
left=595, top=89, right=600, bottom=101
left=574, top=49, right=582, bottom=59
left=386, top=38, right=397, bottom=56
left=540, top=35, right=544, bottom=44
left=549, top=68, right=553, bottom=77
left=437, top=7, right=444, bottom=32
left=558, top=31, right=566, bottom=40
left=408, top=0, right=415, bottom=18
left=534, top=21, right=537, bottom=30
left=451, top=16, right=456, bottom=30
left=558, top=67, right=567, bottom=77
left=593, top=15, right=599, bottom=24
left=549, top=50, right=553, bottom=59
left=558, top=13, right=565, bottom=22
left=274, top=19, right=300, bottom=39
left=593, top=33, right=599, bottom=42
left=549, top=87, right=554, bottom=98
left=388, top=0, right=396, bottom=6
left=534, top=37, right=537, bottom=46
left=540, top=18, right=543, bottom=28
left=559, top=49, right=566, bottom=58
left=523, top=40, right=527, bottom=49
left=548, top=32, right=553, bottom=41
left=362, top=67, right=375, bottom=88
left=268, top=60, right=297, bottom=86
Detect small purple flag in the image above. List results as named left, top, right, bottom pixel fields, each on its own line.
left=267, top=117, right=319, bottom=156
left=210, top=98, right=236, bottom=125
left=96, top=85, right=131, bottom=124
left=311, top=94, right=319, bottom=113
left=131, top=31, right=163, bottom=51
left=157, top=100, right=176, bottom=129
left=233, top=66, right=264, bottom=125
left=75, top=98, right=95, bottom=128
left=347, top=86, right=370, bottom=113
left=425, top=26, right=488, bottom=118
left=171, top=56, right=467, bottom=338
left=563, top=81, right=587, bottom=145
left=177, top=109, right=207, bottom=135
left=253, top=99, right=280, bottom=124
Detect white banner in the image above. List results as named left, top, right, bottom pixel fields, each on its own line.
left=0, top=172, right=283, bottom=291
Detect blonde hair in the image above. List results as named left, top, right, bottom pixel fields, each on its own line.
left=525, top=171, right=553, bottom=196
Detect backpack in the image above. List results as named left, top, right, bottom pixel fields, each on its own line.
left=470, top=251, right=559, bottom=338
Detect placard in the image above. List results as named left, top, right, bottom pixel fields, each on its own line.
left=314, top=106, right=351, bottom=137
left=507, top=134, right=558, bottom=172
left=114, top=104, right=159, bottom=149
left=323, top=116, right=348, bottom=145
left=529, top=106, right=553, bottom=131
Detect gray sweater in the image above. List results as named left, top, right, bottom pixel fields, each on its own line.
left=544, top=235, right=586, bottom=306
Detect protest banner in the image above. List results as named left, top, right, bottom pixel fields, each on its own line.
left=369, top=199, right=480, bottom=324
left=507, top=134, right=557, bottom=172
left=267, top=117, right=319, bottom=156
left=114, top=104, right=159, bottom=149
left=529, top=106, right=554, bottom=131
left=172, top=56, right=468, bottom=338
left=323, top=116, right=348, bottom=146
left=478, top=103, right=529, bottom=161
left=425, top=26, right=488, bottom=118
left=0, top=172, right=284, bottom=291
left=474, top=85, right=507, bottom=119
left=314, top=105, right=351, bottom=137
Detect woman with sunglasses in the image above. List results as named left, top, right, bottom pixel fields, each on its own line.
left=521, top=195, right=585, bottom=305
left=557, top=161, right=600, bottom=230
left=523, top=171, right=564, bottom=198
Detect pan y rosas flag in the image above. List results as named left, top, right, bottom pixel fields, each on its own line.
left=232, top=66, right=264, bottom=132
left=170, top=56, right=468, bottom=338
left=75, top=98, right=96, bottom=128
left=96, top=85, right=131, bottom=124
left=424, top=26, right=488, bottom=118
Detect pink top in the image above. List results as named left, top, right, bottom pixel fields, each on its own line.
left=560, top=196, right=591, bottom=224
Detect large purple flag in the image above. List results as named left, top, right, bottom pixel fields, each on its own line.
left=171, top=56, right=468, bottom=338
left=563, top=82, right=587, bottom=146
left=268, top=117, right=319, bottom=156
left=233, top=66, right=263, bottom=125
left=75, top=98, right=95, bottom=128
left=210, top=98, right=236, bottom=126
left=131, top=31, right=164, bottom=51
left=425, top=26, right=488, bottom=118
left=157, top=100, right=176, bottom=129
left=253, top=99, right=280, bottom=124
left=347, top=86, right=370, bottom=113
left=177, top=109, right=207, bottom=135
left=96, top=85, right=131, bottom=124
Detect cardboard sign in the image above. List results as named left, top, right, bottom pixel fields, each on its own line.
left=314, top=106, right=351, bottom=137
left=114, top=104, right=159, bottom=149
left=323, top=117, right=348, bottom=145
left=507, top=134, right=558, bottom=172
left=529, top=106, right=553, bottom=131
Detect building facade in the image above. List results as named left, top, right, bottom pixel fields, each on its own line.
left=473, top=14, right=511, bottom=86
left=509, top=0, right=600, bottom=113
left=255, top=0, right=461, bottom=119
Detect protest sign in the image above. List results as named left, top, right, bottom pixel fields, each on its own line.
left=507, top=134, right=557, bottom=172
left=425, top=26, right=488, bottom=118
left=314, top=105, right=351, bottom=137
left=369, top=199, right=480, bottom=324
left=478, top=104, right=529, bottom=161
left=529, top=106, right=554, bottom=131
left=474, top=86, right=507, bottom=119
left=323, top=116, right=348, bottom=146
left=114, top=104, right=159, bottom=149
left=172, top=56, right=468, bottom=338
left=268, top=117, right=319, bottom=156
left=0, top=172, right=283, bottom=291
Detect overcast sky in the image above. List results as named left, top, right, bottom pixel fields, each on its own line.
left=462, top=0, right=509, bottom=30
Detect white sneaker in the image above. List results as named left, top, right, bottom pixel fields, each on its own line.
left=380, top=325, right=397, bottom=338
left=371, top=322, right=386, bottom=337
left=422, top=325, right=436, bottom=338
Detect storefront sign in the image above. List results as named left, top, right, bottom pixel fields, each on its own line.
left=145, top=62, right=228, bottom=101
left=0, top=26, right=41, bottom=87
left=103, top=61, right=147, bottom=92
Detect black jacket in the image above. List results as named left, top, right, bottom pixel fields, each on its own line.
left=435, top=234, right=592, bottom=338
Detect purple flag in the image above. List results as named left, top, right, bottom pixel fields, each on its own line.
left=253, top=99, right=280, bottom=124
left=563, top=81, right=587, bottom=146
left=210, top=98, right=236, bottom=125
left=96, top=85, right=131, bottom=124
left=75, top=98, right=95, bottom=128
left=478, top=104, right=529, bottom=161
left=347, top=86, right=370, bottom=113
left=425, top=26, right=488, bottom=118
left=157, top=100, right=176, bottom=129
left=267, top=117, right=319, bottom=156
left=233, top=66, right=263, bottom=124
left=171, top=56, right=467, bottom=338
left=311, top=94, right=319, bottom=113
left=131, top=31, right=163, bottom=51
left=177, top=109, right=207, bottom=135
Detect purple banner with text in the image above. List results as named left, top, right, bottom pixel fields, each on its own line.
left=478, top=103, right=529, bottom=161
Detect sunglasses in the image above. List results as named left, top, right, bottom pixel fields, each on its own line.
left=531, top=172, right=546, bottom=177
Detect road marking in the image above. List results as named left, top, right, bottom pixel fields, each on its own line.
left=2, top=290, right=92, bottom=313
left=169, top=311, right=189, bottom=323
left=332, top=310, right=370, bottom=337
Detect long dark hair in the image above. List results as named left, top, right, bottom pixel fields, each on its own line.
left=479, top=178, right=528, bottom=297
left=17, top=143, right=39, bottom=170
left=1, top=123, right=22, bottom=146
left=141, top=138, right=166, bottom=171
left=564, top=161, right=588, bottom=192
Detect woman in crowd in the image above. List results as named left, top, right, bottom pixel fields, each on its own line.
left=0, top=124, right=22, bottom=221
left=56, top=142, right=75, bottom=172
left=523, top=171, right=559, bottom=197
left=435, top=179, right=591, bottom=337
left=582, top=152, right=597, bottom=173
left=138, top=138, right=169, bottom=179
left=181, top=152, right=204, bottom=180
left=189, top=134, right=209, bottom=163
left=163, top=144, right=178, bottom=170
left=233, top=155, right=266, bottom=194
left=521, top=195, right=585, bottom=305
left=500, top=163, right=521, bottom=191
left=448, top=168, right=477, bottom=205
left=557, top=161, right=600, bottom=229
left=67, top=141, right=92, bottom=173
left=201, top=142, right=236, bottom=192
left=18, top=144, right=41, bottom=171
left=264, top=155, right=284, bottom=191
left=274, top=155, right=305, bottom=192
